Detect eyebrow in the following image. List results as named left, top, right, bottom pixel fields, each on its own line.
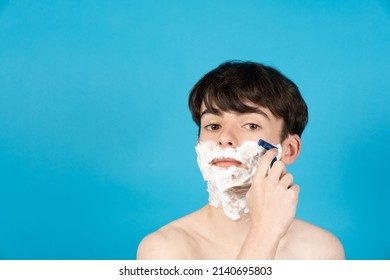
left=200, top=107, right=270, bottom=120
left=200, top=108, right=221, bottom=119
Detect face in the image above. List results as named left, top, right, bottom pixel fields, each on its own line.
left=196, top=102, right=285, bottom=220
left=198, top=102, right=284, bottom=152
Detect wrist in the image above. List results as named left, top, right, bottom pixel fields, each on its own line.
left=236, top=225, right=282, bottom=260
left=250, top=220, right=286, bottom=241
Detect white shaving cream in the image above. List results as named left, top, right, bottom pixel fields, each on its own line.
left=195, top=141, right=282, bottom=221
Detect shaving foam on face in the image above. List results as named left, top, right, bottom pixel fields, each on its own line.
left=195, top=140, right=282, bottom=221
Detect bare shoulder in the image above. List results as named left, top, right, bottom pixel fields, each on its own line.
left=282, top=218, right=345, bottom=259
left=137, top=222, right=190, bottom=260
left=137, top=214, right=199, bottom=260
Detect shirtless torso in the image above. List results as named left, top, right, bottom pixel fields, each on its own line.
left=137, top=205, right=345, bottom=260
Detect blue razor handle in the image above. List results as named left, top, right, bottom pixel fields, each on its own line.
left=258, top=139, right=278, bottom=167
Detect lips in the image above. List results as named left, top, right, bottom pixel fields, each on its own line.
left=211, top=158, right=243, bottom=168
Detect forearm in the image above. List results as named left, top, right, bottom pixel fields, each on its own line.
left=236, top=226, right=281, bottom=260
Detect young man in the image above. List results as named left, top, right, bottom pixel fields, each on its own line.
left=137, top=61, right=345, bottom=259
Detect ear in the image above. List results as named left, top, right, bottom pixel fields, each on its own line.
left=280, top=134, right=301, bottom=165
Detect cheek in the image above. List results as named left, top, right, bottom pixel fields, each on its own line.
left=197, top=130, right=205, bottom=142
left=245, top=132, right=265, bottom=142
left=198, top=128, right=214, bottom=142
left=241, top=128, right=268, bottom=139
left=247, top=130, right=279, bottom=145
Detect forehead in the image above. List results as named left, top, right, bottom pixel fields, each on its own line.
left=200, top=101, right=276, bottom=120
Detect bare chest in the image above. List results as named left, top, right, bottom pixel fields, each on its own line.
left=186, top=233, right=298, bottom=260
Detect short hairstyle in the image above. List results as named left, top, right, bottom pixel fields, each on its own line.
left=188, top=61, right=308, bottom=141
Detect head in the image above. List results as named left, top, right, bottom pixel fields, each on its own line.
left=189, top=61, right=308, bottom=140
left=188, top=61, right=308, bottom=164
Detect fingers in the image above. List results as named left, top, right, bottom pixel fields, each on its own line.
left=280, top=172, right=293, bottom=189
left=253, top=148, right=297, bottom=193
left=253, top=149, right=279, bottom=180
left=255, top=150, right=287, bottom=184
left=269, top=166, right=294, bottom=190
left=288, top=184, right=300, bottom=199
left=268, top=161, right=286, bottom=184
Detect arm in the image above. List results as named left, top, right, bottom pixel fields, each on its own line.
left=237, top=149, right=299, bottom=259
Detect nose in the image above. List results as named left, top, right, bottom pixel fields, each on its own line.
left=218, top=126, right=238, bottom=148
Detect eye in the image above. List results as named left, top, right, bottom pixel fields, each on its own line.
left=204, top=124, right=221, bottom=131
left=244, top=123, right=261, bottom=130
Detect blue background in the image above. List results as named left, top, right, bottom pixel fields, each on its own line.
left=0, top=0, right=389, bottom=260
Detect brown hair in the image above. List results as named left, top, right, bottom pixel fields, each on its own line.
left=188, top=61, right=308, bottom=141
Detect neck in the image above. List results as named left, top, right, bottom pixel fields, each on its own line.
left=201, top=204, right=252, bottom=244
